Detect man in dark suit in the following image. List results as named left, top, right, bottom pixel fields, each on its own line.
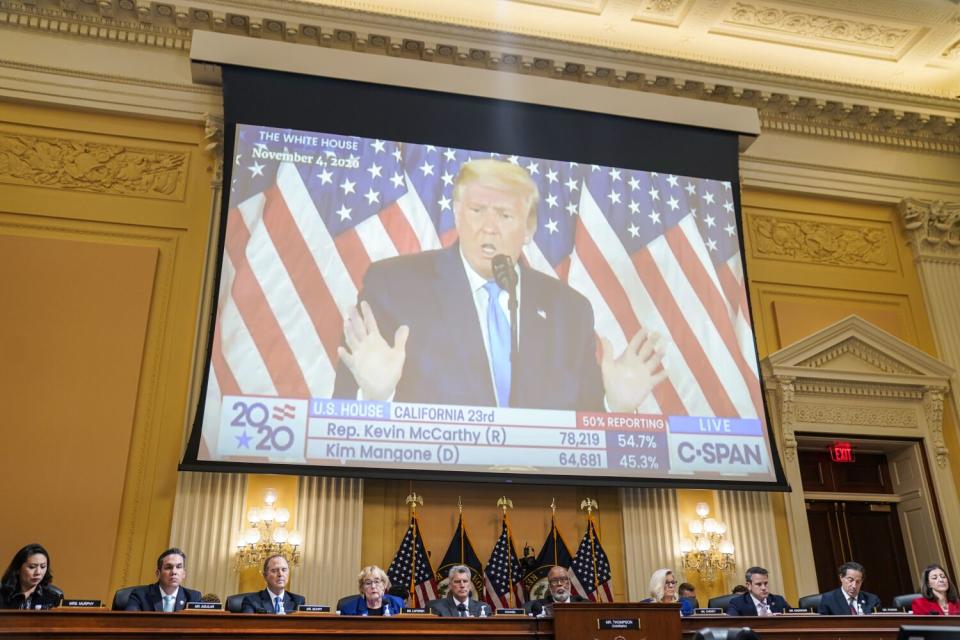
left=428, top=566, right=492, bottom=617
left=726, top=566, right=791, bottom=616
left=124, top=548, right=201, bottom=612
left=334, top=158, right=666, bottom=411
left=818, top=561, right=881, bottom=615
left=525, top=566, right=587, bottom=616
left=240, top=555, right=305, bottom=614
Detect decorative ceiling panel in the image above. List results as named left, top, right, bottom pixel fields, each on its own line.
left=711, top=2, right=926, bottom=61
left=631, top=0, right=696, bottom=27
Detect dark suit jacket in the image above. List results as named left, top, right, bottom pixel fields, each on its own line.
left=124, top=584, right=201, bottom=612
left=0, top=583, right=63, bottom=610
left=817, top=587, right=880, bottom=615
left=338, top=593, right=404, bottom=615
left=428, top=596, right=492, bottom=617
left=240, top=589, right=305, bottom=614
left=725, top=592, right=791, bottom=616
left=332, top=244, right=604, bottom=410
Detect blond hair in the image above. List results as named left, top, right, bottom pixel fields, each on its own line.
left=648, top=568, right=677, bottom=603
left=453, top=159, right=539, bottom=231
left=357, top=565, right=391, bottom=592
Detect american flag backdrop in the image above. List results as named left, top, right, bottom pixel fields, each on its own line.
left=200, top=124, right=763, bottom=456
left=386, top=515, right=438, bottom=607
left=569, top=515, right=614, bottom=603
left=484, top=515, right=525, bottom=609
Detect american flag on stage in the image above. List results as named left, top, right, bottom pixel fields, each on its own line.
left=201, top=123, right=762, bottom=453
left=386, top=514, right=438, bottom=607
left=484, top=515, right=525, bottom=609
left=570, top=515, right=613, bottom=603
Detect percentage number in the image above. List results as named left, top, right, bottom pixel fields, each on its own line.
left=616, top=433, right=658, bottom=448
left=618, top=454, right=660, bottom=470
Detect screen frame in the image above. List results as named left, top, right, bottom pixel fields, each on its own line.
left=180, top=61, right=789, bottom=492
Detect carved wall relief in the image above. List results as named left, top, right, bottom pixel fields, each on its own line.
left=0, top=131, right=188, bottom=199
left=748, top=214, right=889, bottom=267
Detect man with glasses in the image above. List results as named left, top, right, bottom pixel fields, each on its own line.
left=817, top=561, right=880, bottom=615
left=526, top=566, right=586, bottom=616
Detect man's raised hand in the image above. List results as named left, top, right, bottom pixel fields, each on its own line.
left=337, top=300, right=409, bottom=401
left=600, top=328, right=668, bottom=413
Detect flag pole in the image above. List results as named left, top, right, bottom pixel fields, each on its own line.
left=457, top=496, right=464, bottom=563
left=497, top=495, right=515, bottom=608
left=405, top=492, right=423, bottom=600
left=580, top=498, right=601, bottom=602
left=550, top=498, right=558, bottom=566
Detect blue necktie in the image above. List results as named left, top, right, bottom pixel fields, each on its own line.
left=275, top=596, right=282, bottom=614
left=483, top=281, right=511, bottom=407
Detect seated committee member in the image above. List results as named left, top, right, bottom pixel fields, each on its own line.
left=679, top=582, right=700, bottom=608
left=641, top=569, right=694, bottom=616
left=726, top=567, right=791, bottom=616
left=125, top=547, right=200, bottom=612
left=912, top=563, right=960, bottom=615
left=338, top=566, right=404, bottom=616
left=526, top=566, right=586, bottom=616
left=333, top=158, right=666, bottom=412
left=0, top=544, right=62, bottom=610
left=428, top=565, right=492, bottom=617
left=818, top=561, right=880, bottom=615
left=241, top=555, right=305, bottom=614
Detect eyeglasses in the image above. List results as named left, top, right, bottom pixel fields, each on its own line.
left=664, top=581, right=678, bottom=586
left=548, top=578, right=570, bottom=585
left=362, top=579, right=384, bottom=587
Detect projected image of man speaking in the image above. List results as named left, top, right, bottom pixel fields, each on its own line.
left=333, top=159, right=667, bottom=411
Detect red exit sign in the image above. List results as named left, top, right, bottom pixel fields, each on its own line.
left=829, top=441, right=855, bottom=463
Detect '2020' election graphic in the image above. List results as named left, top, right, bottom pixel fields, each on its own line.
left=196, top=123, right=777, bottom=482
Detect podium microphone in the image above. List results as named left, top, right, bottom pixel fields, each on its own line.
left=491, top=254, right=518, bottom=292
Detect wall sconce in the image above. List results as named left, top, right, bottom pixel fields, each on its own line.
left=679, top=502, right=735, bottom=583
left=235, top=488, right=303, bottom=569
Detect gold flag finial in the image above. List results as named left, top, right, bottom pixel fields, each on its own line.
left=497, top=496, right=513, bottom=514
left=457, top=496, right=463, bottom=514
left=579, top=498, right=598, bottom=515
left=550, top=498, right=557, bottom=514
left=405, top=492, right=423, bottom=514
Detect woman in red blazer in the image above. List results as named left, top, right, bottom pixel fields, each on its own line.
left=912, top=564, right=960, bottom=615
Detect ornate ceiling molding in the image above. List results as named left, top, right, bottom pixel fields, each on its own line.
left=1, top=0, right=959, bottom=153
left=898, top=198, right=960, bottom=261
left=717, top=2, right=918, bottom=59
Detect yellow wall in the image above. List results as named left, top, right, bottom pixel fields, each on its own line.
left=740, top=187, right=956, bottom=603
left=0, top=100, right=214, bottom=600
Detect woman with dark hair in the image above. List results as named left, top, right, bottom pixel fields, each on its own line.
left=912, top=564, right=960, bottom=615
left=0, top=544, right=62, bottom=610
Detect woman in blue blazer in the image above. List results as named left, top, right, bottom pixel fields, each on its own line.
left=338, top=566, right=404, bottom=616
